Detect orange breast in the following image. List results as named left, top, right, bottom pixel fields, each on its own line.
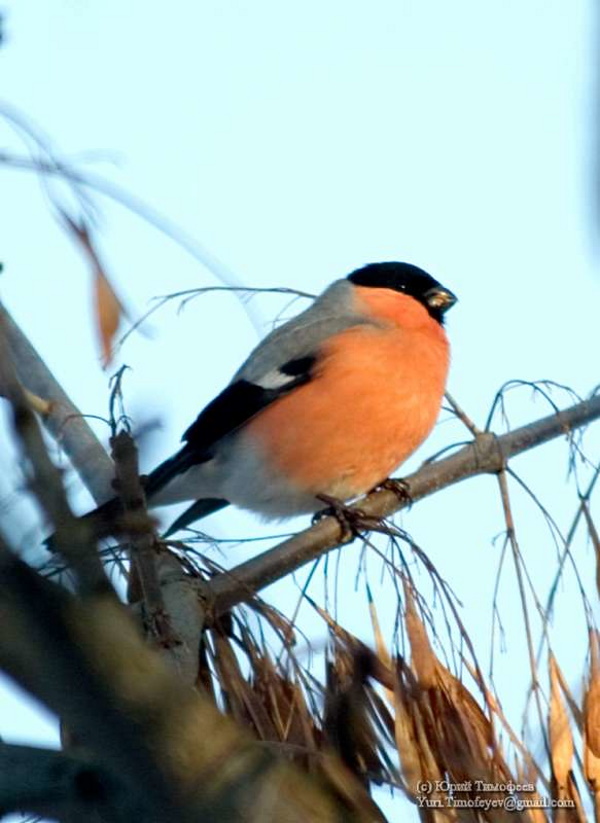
left=246, top=288, right=450, bottom=499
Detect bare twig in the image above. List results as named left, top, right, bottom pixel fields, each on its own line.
left=119, top=284, right=314, bottom=349
left=110, top=431, right=164, bottom=617
left=110, top=431, right=208, bottom=683
left=0, top=140, right=265, bottom=332
left=496, top=469, right=548, bottom=749
left=444, top=390, right=482, bottom=436
left=111, top=431, right=207, bottom=682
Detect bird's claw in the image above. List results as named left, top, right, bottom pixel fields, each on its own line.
left=313, top=494, right=380, bottom=542
left=375, top=478, right=413, bottom=508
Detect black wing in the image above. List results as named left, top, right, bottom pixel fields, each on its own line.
left=145, top=354, right=316, bottom=498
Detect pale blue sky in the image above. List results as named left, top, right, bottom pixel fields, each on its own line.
left=1, top=2, right=599, bottom=819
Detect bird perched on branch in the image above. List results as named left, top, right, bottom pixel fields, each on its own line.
left=87, top=261, right=456, bottom=537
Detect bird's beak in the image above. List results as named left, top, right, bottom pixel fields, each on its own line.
left=424, top=286, right=458, bottom=313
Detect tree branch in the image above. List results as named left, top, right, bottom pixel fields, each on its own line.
left=0, top=301, right=114, bottom=504
left=0, top=741, right=140, bottom=822
left=111, top=431, right=206, bottom=683
left=0, top=533, right=188, bottom=823
left=0, top=317, right=113, bottom=596
left=207, top=394, right=600, bottom=613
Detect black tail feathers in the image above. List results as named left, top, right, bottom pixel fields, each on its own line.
left=44, top=495, right=229, bottom=548
left=162, top=498, right=229, bottom=537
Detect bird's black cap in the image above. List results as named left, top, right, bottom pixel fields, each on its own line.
left=347, top=261, right=457, bottom=325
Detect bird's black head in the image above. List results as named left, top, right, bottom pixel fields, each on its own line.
left=347, top=261, right=457, bottom=325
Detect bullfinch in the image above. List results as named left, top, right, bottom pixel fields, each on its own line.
left=87, top=262, right=456, bottom=536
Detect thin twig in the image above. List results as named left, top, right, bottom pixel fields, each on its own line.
left=109, top=430, right=209, bottom=682
left=0, top=143, right=266, bottom=332
left=444, top=390, right=482, bottom=436
left=110, top=432, right=171, bottom=634
left=495, top=470, right=549, bottom=753
left=119, top=285, right=315, bottom=349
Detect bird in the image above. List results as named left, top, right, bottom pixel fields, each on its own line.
left=85, top=261, right=456, bottom=538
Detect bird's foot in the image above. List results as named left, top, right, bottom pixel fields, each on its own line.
left=313, top=494, right=380, bottom=542
left=374, top=478, right=413, bottom=508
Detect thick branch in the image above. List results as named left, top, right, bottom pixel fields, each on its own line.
left=0, top=533, right=377, bottom=822
left=207, top=394, right=600, bottom=613
left=0, top=535, right=185, bottom=823
left=0, top=319, right=112, bottom=596
left=0, top=301, right=114, bottom=504
left=0, top=742, right=138, bottom=822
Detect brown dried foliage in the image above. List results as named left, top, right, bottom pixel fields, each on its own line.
left=147, top=541, right=600, bottom=822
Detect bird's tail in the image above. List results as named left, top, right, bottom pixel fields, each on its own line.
left=43, top=495, right=125, bottom=551
left=162, top=498, right=229, bottom=537
left=45, top=495, right=230, bottom=548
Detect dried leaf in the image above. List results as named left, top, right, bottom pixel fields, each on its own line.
left=584, top=741, right=600, bottom=789
left=319, top=753, right=388, bottom=822
left=239, top=625, right=318, bottom=755
left=210, top=631, right=277, bottom=740
left=250, top=599, right=297, bottom=647
left=404, top=585, right=437, bottom=688
left=584, top=629, right=600, bottom=817
left=367, top=584, right=391, bottom=669
left=324, top=643, right=380, bottom=783
left=585, top=631, right=600, bottom=758
left=367, top=584, right=394, bottom=708
left=58, top=210, right=124, bottom=367
left=513, top=762, right=547, bottom=823
left=94, top=267, right=122, bottom=367
left=393, top=659, right=429, bottom=796
left=437, top=664, right=494, bottom=752
left=562, top=772, right=587, bottom=823
left=548, top=654, right=574, bottom=793
left=550, top=654, right=583, bottom=732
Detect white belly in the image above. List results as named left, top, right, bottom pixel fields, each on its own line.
left=149, top=435, right=321, bottom=520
